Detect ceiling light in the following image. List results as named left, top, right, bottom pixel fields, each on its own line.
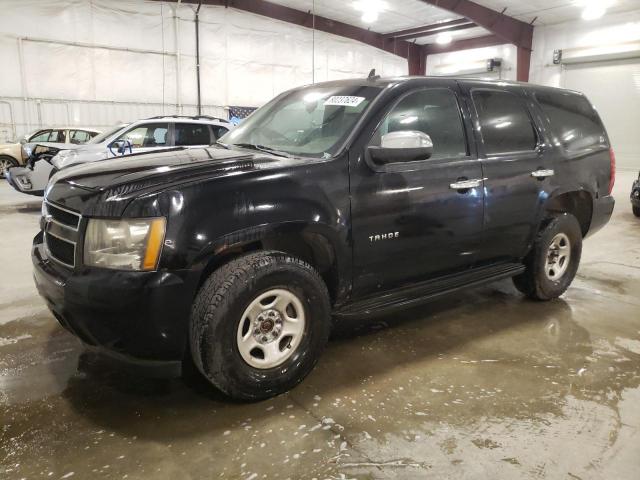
left=581, top=4, right=606, bottom=20
left=353, top=0, right=387, bottom=24
left=362, top=11, right=379, bottom=23
left=436, top=33, right=452, bottom=45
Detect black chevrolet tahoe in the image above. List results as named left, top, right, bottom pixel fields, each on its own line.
left=33, top=76, right=615, bottom=400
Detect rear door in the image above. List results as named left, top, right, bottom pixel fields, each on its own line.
left=350, top=82, right=485, bottom=296
left=174, top=122, right=212, bottom=148
left=460, top=83, right=553, bottom=264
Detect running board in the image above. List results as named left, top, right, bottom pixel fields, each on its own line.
left=334, top=263, right=525, bottom=319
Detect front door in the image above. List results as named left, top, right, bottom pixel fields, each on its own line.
left=460, top=83, right=553, bottom=265
left=109, top=122, right=170, bottom=157
left=350, top=83, right=485, bottom=297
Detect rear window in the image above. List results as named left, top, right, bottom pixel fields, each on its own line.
left=472, top=90, right=538, bottom=154
left=534, top=90, right=607, bottom=152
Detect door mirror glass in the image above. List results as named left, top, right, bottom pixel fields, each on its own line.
left=368, top=131, right=433, bottom=164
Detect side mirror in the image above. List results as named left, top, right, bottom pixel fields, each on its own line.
left=110, top=141, right=126, bottom=154
left=368, top=131, right=433, bottom=165
left=19, top=137, right=27, bottom=145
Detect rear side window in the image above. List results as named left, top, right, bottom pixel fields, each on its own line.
left=212, top=126, right=229, bottom=141
left=70, top=130, right=91, bottom=144
left=371, top=88, right=468, bottom=160
left=472, top=90, right=537, bottom=154
left=535, top=90, right=606, bottom=152
left=175, top=123, right=211, bottom=146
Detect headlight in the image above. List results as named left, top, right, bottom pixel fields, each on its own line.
left=84, top=218, right=166, bottom=271
left=52, top=150, right=77, bottom=169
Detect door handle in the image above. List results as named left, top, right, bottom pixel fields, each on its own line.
left=531, top=169, right=554, bottom=179
left=450, top=179, right=483, bottom=190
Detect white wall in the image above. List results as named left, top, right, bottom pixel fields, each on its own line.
left=425, top=44, right=518, bottom=80
left=529, top=9, right=640, bottom=88
left=0, top=0, right=407, bottom=142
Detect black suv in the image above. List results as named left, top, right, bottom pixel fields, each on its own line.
left=33, top=76, right=615, bottom=400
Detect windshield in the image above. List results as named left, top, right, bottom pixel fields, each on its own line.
left=220, top=84, right=382, bottom=158
left=89, top=124, right=129, bottom=145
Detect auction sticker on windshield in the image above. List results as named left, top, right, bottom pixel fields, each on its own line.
left=324, top=96, right=366, bottom=107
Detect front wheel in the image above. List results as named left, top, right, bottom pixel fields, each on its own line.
left=0, top=156, right=18, bottom=179
left=189, top=251, right=331, bottom=401
left=513, top=213, right=582, bottom=301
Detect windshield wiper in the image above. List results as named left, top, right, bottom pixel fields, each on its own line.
left=215, top=140, right=230, bottom=149
left=231, top=143, right=292, bottom=158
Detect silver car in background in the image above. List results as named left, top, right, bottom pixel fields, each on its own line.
left=6, top=115, right=234, bottom=196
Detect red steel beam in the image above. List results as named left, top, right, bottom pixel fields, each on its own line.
left=383, top=18, right=471, bottom=39
left=394, top=22, right=477, bottom=41
left=419, top=1, right=533, bottom=81
left=164, top=0, right=416, bottom=60
left=419, top=0, right=533, bottom=48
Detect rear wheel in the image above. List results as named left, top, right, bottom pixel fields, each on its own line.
left=189, top=251, right=331, bottom=401
left=633, top=206, right=640, bottom=218
left=0, top=156, right=18, bottom=179
left=513, top=213, right=582, bottom=301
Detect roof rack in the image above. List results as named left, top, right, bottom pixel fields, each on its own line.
left=145, top=115, right=230, bottom=123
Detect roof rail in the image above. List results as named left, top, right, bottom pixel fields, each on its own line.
left=144, top=115, right=230, bottom=123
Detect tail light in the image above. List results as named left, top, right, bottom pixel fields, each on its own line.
left=608, top=147, right=616, bottom=195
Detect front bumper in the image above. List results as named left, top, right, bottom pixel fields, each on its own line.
left=586, top=194, right=615, bottom=238
left=32, top=232, right=198, bottom=377
left=5, top=166, right=45, bottom=196
left=631, top=179, right=640, bottom=207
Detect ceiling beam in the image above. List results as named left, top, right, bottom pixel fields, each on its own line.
left=383, top=18, right=470, bottom=39
left=393, top=22, right=477, bottom=41
left=418, top=0, right=533, bottom=49
left=423, top=34, right=503, bottom=55
left=161, top=0, right=416, bottom=59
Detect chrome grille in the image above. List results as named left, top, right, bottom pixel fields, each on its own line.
left=43, top=201, right=81, bottom=268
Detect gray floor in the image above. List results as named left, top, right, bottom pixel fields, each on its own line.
left=1, top=172, right=639, bottom=480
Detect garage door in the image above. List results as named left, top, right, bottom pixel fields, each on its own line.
left=563, top=58, right=640, bottom=170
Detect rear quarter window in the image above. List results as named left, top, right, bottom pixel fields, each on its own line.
left=534, top=90, right=607, bottom=152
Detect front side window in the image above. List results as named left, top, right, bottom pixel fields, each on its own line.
left=472, top=90, right=537, bottom=154
left=221, top=85, right=382, bottom=158
left=370, top=88, right=468, bottom=160
left=174, top=123, right=211, bottom=146
left=535, top=90, right=606, bottom=152
left=117, top=123, right=168, bottom=148
left=29, top=130, right=52, bottom=142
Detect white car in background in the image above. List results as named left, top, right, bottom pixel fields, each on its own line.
left=6, top=116, right=233, bottom=196
left=0, top=127, right=100, bottom=178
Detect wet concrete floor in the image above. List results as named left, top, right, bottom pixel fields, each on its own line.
left=1, top=173, right=639, bottom=479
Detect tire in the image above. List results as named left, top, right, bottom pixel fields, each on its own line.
left=189, top=251, right=331, bottom=401
left=633, top=206, right=640, bottom=218
left=0, top=155, right=18, bottom=179
left=513, top=213, right=582, bottom=301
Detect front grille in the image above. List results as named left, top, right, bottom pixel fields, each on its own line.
left=48, top=203, right=80, bottom=229
left=43, top=201, right=81, bottom=268
left=45, top=233, right=75, bottom=266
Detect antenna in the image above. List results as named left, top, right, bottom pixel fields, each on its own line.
left=367, top=69, right=380, bottom=81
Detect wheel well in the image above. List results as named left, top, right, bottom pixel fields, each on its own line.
left=197, top=231, right=339, bottom=303
left=0, top=154, right=19, bottom=163
left=546, top=191, right=593, bottom=237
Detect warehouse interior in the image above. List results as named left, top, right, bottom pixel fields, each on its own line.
left=1, top=0, right=640, bottom=479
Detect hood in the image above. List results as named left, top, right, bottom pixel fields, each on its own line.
left=45, top=146, right=299, bottom=214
